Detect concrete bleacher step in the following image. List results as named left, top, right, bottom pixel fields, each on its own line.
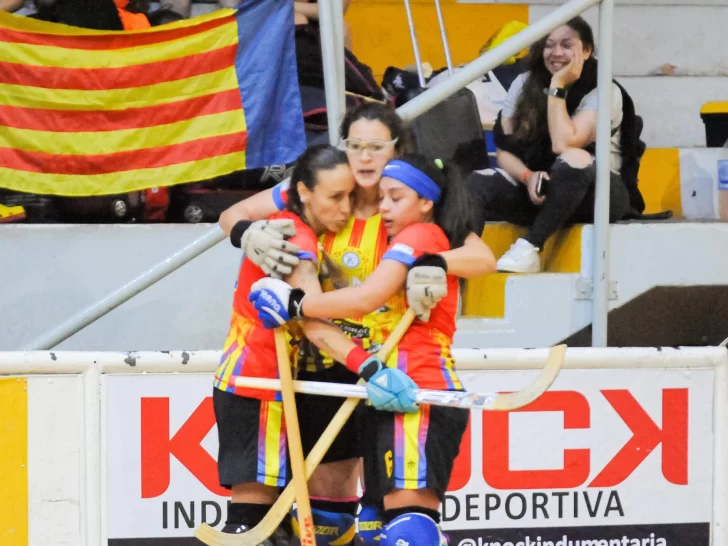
left=456, top=273, right=586, bottom=349
left=456, top=220, right=728, bottom=348
left=462, top=223, right=584, bottom=319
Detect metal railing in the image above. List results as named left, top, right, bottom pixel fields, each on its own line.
left=27, top=0, right=614, bottom=351
left=319, top=0, right=614, bottom=347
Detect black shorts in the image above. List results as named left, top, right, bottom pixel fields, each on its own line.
left=360, top=404, right=469, bottom=503
left=213, top=364, right=361, bottom=490
left=213, top=388, right=291, bottom=489
left=296, top=363, right=362, bottom=463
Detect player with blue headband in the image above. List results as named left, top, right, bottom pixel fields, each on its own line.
left=249, top=153, right=478, bottom=546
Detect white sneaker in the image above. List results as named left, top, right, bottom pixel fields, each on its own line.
left=496, top=238, right=541, bottom=273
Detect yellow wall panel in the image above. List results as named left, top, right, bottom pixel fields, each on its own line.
left=0, top=377, right=28, bottom=546
left=345, top=2, right=528, bottom=81
left=638, top=148, right=682, bottom=217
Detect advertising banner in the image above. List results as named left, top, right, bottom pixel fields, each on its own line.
left=105, top=368, right=713, bottom=546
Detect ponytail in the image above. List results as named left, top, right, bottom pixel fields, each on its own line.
left=392, top=154, right=475, bottom=248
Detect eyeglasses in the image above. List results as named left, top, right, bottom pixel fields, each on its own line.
left=339, top=137, right=399, bottom=155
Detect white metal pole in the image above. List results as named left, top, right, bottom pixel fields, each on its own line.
left=396, top=0, right=600, bottom=121
left=591, top=0, right=614, bottom=347
left=402, top=0, right=426, bottom=87
left=82, top=364, right=101, bottom=546
left=434, top=0, right=454, bottom=75
left=331, top=0, right=347, bottom=125
left=713, top=357, right=728, bottom=546
left=318, top=0, right=343, bottom=145
left=25, top=226, right=225, bottom=350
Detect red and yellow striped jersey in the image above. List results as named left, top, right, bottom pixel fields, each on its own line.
left=214, top=211, right=320, bottom=400
left=298, top=213, right=407, bottom=371
left=380, top=223, right=462, bottom=391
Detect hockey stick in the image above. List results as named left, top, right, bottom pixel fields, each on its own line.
left=235, top=344, right=566, bottom=410
left=274, top=328, right=315, bottom=545
left=194, top=309, right=417, bottom=546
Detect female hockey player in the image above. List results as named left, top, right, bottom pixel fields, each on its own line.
left=249, top=153, right=475, bottom=546
left=218, top=103, right=495, bottom=546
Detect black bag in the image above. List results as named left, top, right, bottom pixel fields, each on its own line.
left=409, top=87, right=490, bottom=173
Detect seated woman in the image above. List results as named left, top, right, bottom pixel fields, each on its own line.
left=468, top=16, right=641, bottom=273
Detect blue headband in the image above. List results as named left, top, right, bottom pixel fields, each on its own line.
left=382, top=160, right=441, bottom=203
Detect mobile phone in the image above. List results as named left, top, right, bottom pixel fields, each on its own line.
left=535, top=172, right=549, bottom=197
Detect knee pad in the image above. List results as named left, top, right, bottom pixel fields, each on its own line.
left=291, top=507, right=357, bottom=546
left=380, top=512, right=447, bottom=546
left=357, top=504, right=383, bottom=546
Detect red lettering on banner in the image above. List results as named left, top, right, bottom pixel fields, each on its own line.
left=141, top=397, right=228, bottom=498
left=447, top=415, right=471, bottom=492
left=589, top=389, right=688, bottom=487
left=475, top=389, right=688, bottom=491
left=482, top=391, right=591, bottom=490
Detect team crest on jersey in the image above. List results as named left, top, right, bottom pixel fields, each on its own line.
left=342, top=251, right=361, bottom=269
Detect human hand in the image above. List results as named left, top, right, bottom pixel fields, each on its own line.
left=527, top=172, right=548, bottom=206
left=406, top=260, right=448, bottom=322
left=551, top=47, right=585, bottom=88
left=240, top=219, right=300, bottom=279
left=249, top=278, right=305, bottom=328
left=359, top=356, right=419, bottom=413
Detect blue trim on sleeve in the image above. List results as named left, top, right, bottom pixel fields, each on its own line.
left=272, top=183, right=286, bottom=211
left=297, top=250, right=318, bottom=264
left=382, top=249, right=416, bottom=266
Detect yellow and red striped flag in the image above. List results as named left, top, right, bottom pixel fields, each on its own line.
left=0, top=1, right=305, bottom=197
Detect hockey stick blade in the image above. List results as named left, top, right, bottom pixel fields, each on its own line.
left=235, top=344, right=566, bottom=410
left=194, top=309, right=417, bottom=546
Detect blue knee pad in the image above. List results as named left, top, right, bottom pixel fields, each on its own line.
left=292, top=507, right=357, bottom=546
left=380, top=513, right=447, bottom=546
left=357, top=504, right=383, bottom=546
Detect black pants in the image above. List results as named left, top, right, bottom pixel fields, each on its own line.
left=468, top=159, right=630, bottom=249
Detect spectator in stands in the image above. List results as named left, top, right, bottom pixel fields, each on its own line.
left=467, top=16, right=635, bottom=273
left=30, top=0, right=125, bottom=30
left=147, top=5, right=185, bottom=26
left=114, top=0, right=150, bottom=29
left=0, top=0, right=24, bottom=12
left=295, top=0, right=353, bottom=49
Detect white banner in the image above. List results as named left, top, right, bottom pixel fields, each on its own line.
left=104, top=368, right=713, bottom=545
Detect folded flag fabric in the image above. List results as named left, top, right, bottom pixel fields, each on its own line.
left=0, top=0, right=306, bottom=197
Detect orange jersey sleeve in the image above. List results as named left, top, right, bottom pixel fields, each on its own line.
left=381, top=223, right=462, bottom=391
left=218, top=211, right=319, bottom=400
left=382, top=223, right=451, bottom=266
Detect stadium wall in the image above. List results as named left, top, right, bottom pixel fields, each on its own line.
left=0, top=347, right=725, bottom=546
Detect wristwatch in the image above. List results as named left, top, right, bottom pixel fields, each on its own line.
left=544, top=87, right=568, bottom=99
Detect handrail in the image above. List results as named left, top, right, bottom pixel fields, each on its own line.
left=385, top=0, right=612, bottom=346
left=26, top=226, right=226, bottom=350
left=29, top=0, right=614, bottom=350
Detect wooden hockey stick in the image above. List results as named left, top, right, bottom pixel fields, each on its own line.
left=194, top=309, right=417, bottom=546
left=235, top=344, right=566, bottom=410
left=274, top=328, right=315, bottom=545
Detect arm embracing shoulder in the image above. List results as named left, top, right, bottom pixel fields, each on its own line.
left=439, top=232, right=496, bottom=278
left=301, top=260, right=407, bottom=319
left=218, top=188, right=281, bottom=236
left=287, top=259, right=364, bottom=370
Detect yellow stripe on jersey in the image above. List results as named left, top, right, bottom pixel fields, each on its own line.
left=434, top=330, right=463, bottom=391
left=260, top=401, right=287, bottom=487
left=394, top=401, right=430, bottom=490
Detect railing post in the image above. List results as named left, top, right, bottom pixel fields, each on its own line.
left=81, top=363, right=101, bottom=546
left=591, top=0, right=614, bottom=347
left=395, top=0, right=600, bottom=122
left=318, top=0, right=345, bottom=145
